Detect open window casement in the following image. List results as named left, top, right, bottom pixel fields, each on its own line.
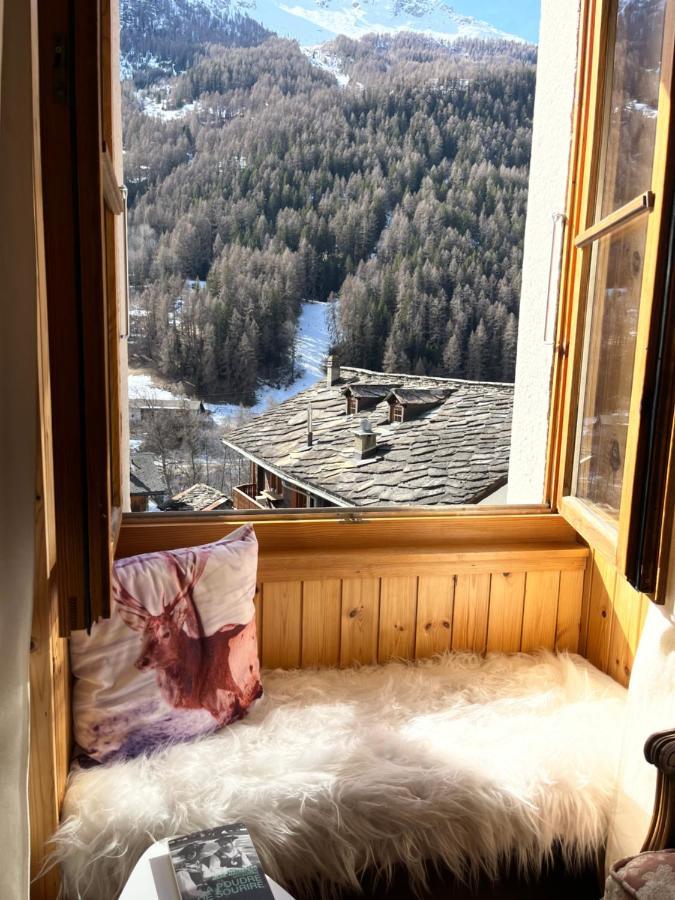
left=39, top=0, right=126, bottom=631
left=38, top=0, right=675, bottom=639
left=552, top=0, right=675, bottom=599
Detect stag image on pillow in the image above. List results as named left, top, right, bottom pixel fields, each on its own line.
left=70, top=525, right=262, bottom=763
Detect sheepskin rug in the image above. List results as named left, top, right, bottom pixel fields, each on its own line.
left=50, top=652, right=626, bottom=898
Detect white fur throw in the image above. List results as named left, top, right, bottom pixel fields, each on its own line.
left=50, top=652, right=626, bottom=898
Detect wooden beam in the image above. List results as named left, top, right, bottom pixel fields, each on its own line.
left=117, top=511, right=582, bottom=559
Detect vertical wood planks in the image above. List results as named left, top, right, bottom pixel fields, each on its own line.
left=249, top=555, right=631, bottom=678
left=577, top=549, right=650, bottom=685
left=261, top=582, right=302, bottom=669
left=415, top=575, right=455, bottom=658
left=302, top=579, right=341, bottom=667
left=340, top=578, right=380, bottom=666
left=378, top=577, right=418, bottom=662
left=585, top=550, right=617, bottom=671
left=607, top=575, right=644, bottom=687
left=555, top=569, right=584, bottom=652
left=521, top=571, right=561, bottom=651
left=487, top=572, right=526, bottom=652
left=451, top=574, right=490, bottom=653
left=253, top=584, right=263, bottom=651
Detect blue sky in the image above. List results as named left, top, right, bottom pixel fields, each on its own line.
left=451, top=1, right=541, bottom=44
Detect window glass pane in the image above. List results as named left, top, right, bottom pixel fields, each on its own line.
left=120, top=3, right=551, bottom=512
left=573, top=218, right=648, bottom=516
left=598, top=0, right=667, bottom=217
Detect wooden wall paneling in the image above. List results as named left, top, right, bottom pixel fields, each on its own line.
left=260, top=582, right=301, bottom=669
left=30, top=0, right=71, bottom=884
left=578, top=557, right=594, bottom=657
left=50, top=619, right=71, bottom=809
left=340, top=578, right=380, bottom=666
left=607, top=575, right=645, bottom=687
left=555, top=569, right=584, bottom=652
left=486, top=572, right=526, bottom=652
left=415, top=575, right=455, bottom=658
left=254, top=546, right=586, bottom=582
left=302, top=579, right=341, bottom=667
left=585, top=549, right=617, bottom=671
left=639, top=591, right=650, bottom=637
left=451, top=574, right=490, bottom=653
left=378, top=577, right=418, bottom=662
left=29, top=552, right=63, bottom=899
left=521, top=570, right=561, bottom=652
left=254, top=584, right=262, bottom=651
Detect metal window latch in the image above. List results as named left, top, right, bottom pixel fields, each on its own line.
left=544, top=212, right=568, bottom=345
left=121, top=185, right=130, bottom=339
left=52, top=35, right=68, bottom=104
left=338, top=510, right=364, bottom=524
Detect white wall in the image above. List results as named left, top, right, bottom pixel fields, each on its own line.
left=605, top=535, right=675, bottom=867
left=0, top=0, right=39, bottom=896
left=507, top=0, right=580, bottom=504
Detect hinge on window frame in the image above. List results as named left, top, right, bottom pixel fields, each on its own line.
left=338, top=510, right=365, bottom=524
left=52, top=35, right=68, bottom=105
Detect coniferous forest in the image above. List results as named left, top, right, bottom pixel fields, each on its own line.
left=124, top=26, right=536, bottom=404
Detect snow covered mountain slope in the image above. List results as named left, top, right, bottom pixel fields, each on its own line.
left=121, top=0, right=527, bottom=77
left=120, top=0, right=270, bottom=78
left=241, top=0, right=526, bottom=46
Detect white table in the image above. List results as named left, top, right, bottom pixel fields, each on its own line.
left=120, top=838, right=296, bottom=900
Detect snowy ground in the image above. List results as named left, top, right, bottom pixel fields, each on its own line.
left=142, top=97, right=197, bottom=120
left=302, top=46, right=350, bottom=87
left=127, top=300, right=332, bottom=426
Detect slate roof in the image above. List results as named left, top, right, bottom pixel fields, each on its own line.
left=168, top=483, right=230, bottom=511
left=387, top=387, right=451, bottom=405
left=343, top=383, right=402, bottom=400
left=223, top=367, right=514, bottom=507
left=129, top=452, right=167, bottom=496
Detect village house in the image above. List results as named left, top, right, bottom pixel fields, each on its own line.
left=225, top=358, right=513, bottom=510
left=128, top=452, right=168, bottom=512
left=164, top=482, right=231, bottom=512
left=128, top=396, right=205, bottom=426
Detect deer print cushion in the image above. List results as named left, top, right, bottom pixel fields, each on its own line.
left=70, top=525, right=262, bottom=763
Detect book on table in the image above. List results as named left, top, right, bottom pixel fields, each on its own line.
left=168, top=822, right=274, bottom=899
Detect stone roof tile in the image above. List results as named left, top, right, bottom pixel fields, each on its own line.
left=223, top=367, right=513, bottom=507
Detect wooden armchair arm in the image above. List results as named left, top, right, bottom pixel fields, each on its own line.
left=642, top=728, right=675, bottom=851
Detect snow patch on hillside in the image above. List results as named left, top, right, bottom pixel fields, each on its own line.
left=246, top=0, right=525, bottom=46
left=142, top=96, right=198, bottom=120
left=134, top=82, right=197, bottom=120
left=128, top=300, right=333, bottom=425
left=302, top=46, right=350, bottom=86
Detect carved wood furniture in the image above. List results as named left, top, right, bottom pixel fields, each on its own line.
left=643, top=727, right=675, bottom=852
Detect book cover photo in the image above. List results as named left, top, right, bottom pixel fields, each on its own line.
left=168, top=822, right=274, bottom=899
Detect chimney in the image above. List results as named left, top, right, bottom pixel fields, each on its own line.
left=327, top=355, right=341, bottom=387
left=354, top=419, right=377, bottom=460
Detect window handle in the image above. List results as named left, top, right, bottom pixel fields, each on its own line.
left=121, top=185, right=130, bottom=339
left=544, top=212, right=567, bottom=345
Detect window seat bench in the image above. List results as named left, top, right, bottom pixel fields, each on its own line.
left=50, top=651, right=626, bottom=899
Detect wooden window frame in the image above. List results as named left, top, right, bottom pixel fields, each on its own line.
left=546, top=0, right=675, bottom=599
left=41, top=0, right=675, bottom=635
left=39, top=0, right=126, bottom=631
